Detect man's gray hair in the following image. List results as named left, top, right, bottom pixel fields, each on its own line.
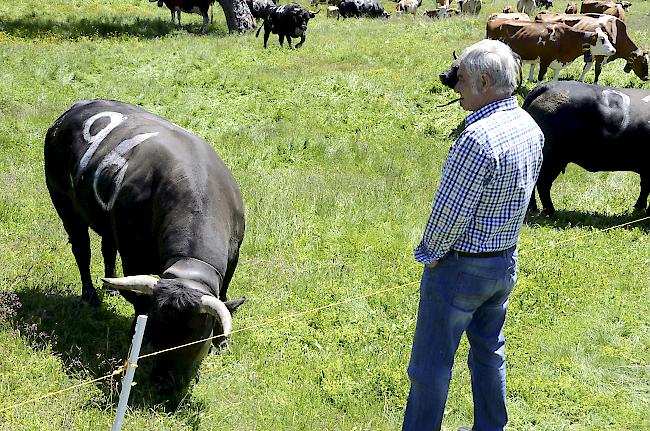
left=458, top=39, right=519, bottom=97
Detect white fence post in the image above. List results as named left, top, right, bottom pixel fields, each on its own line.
left=111, top=315, right=148, bottom=431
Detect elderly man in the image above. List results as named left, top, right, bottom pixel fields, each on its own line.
left=403, top=39, right=544, bottom=431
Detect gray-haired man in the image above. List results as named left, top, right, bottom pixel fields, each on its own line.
left=403, top=39, right=544, bottom=431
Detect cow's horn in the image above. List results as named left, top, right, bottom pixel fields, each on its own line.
left=200, top=295, right=233, bottom=337
left=453, top=50, right=458, bottom=60
left=101, top=275, right=158, bottom=295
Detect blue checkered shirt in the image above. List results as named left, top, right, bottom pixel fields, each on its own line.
left=415, top=97, right=544, bottom=263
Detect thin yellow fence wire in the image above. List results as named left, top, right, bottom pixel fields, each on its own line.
left=1, top=214, right=648, bottom=415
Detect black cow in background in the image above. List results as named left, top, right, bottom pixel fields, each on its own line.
left=523, top=81, right=650, bottom=215
left=44, top=100, right=246, bottom=404
left=256, top=3, right=319, bottom=48
left=338, top=0, right=391, bottom=18
left=246, top=0, right=278, bottom=20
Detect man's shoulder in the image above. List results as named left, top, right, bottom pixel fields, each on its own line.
left=467, top=105, right=541, bottom=135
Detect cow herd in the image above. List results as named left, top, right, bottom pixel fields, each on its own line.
left=486, top=2, right=649, bottom=83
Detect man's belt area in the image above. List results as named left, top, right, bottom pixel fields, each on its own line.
left=450, top=245, right=515, bottom=258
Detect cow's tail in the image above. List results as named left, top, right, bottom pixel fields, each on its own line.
left=255, top=22, right=264, bottom=37
left=521, top=82, right=552, bottom=111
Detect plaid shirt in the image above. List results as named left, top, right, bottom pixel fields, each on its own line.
left=415, top=97, right=544, bottom=263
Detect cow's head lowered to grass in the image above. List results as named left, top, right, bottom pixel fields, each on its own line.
left=103, top=274, right=244, bottom=400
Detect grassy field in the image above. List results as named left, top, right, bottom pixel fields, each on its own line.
left=0, top=0, right=649, bottom=430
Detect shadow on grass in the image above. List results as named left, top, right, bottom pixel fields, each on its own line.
left=2, top=286, right=204, bottom=426
left=525, top=209, right=650, bottom=233
left=0, top=15, right=228, bottom=39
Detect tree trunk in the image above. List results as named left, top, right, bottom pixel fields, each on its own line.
left=217, top=0, right=256, bottom=33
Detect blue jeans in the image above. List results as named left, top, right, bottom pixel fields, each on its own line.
left=403, top=247, right=517, bottom=431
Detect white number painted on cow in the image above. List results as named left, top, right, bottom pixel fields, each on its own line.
left=79, top=111, right=158, bottom=211
left=79, top=112, right=126, bottom=175
left=600, top=89, right=630, bottom=139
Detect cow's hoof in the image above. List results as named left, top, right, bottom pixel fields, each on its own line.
left=82, top=290, right=101, bottom=307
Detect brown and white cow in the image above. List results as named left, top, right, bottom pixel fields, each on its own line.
left=565, top=1, right=578, bottom=12
left=396, top=0, right=422, bottom=15
left=423, top=7, right=460, bottom=17
left=486, top=19, right=616, bottom=81
left=489, top=12, right=531, bottom=21
left=503, top=4, right=516, bottom=12
left=580, top=0, right=625, bottom=20
left=535, top=12, right=649, bottom=82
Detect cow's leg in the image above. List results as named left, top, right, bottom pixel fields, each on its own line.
left=101, top=237, right=117, bottom=279
left=101, top=236, right=119, bottom=296
left=279, top=34, right=285, bottom=46
left=634, top=173, right=649, bottom=213
left=177, top=11, right=182, bottom=27
left=49, top=191, right=100, bottom=305
left=202, top=13, right=209, bottom=33
left=527, top=63, right=537, bottom=82
left=536, top=160, right=567, bottom=216
left=578, top=60, right=593, bottom=82
left=537, top=61, right=550, bottom=82
left=295, top=34, right=306, bottom=48
left=528, top=188, right=539, bottom=212
left=593, top=56, right=604, bottom=84
left=551, top=67, right=561, bottom=81
left=263, top=29, right=270, bottom=48
left=287, top=36, right=293, bottom=48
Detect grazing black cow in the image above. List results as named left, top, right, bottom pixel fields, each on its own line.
left=44, top=100, right=246, bottom=402
left=246, top=0, right=277, bottom=20
left=152, top=0, right=215, bottom=33
left=256, top=3, right=319, bottom=48
left=522, top=81, right=650, bottom=215
left=337, top=0, right=391, bottom=18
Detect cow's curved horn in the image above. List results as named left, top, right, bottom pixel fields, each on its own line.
left=453, top=50, right=458, bottom=60
left=101, top=275, right=158, bottom=295
left=200, top=295, right=233, bottom=337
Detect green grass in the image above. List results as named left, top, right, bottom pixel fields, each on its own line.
left=0, top=0, right=649, bottom=429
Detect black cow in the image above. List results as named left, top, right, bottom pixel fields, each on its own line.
left=256, top=3, right=319, bottom=48
left=246, top=0, right=277, bottom=20
left=535, top=0, right=553, bottom=9
left=337, top=0, right=391, bottom=18
left=152, top=0, right=215, bottom=33
left=523, top=81, right=650, bottom=215
left=44, top=100, right=246, bottom=403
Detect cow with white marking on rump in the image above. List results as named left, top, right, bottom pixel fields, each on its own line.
left=256, top=3, right=319, bottom=48
left=535, top=12, right=648, bottom=83
left=486, top=19, right=616, bottom=81
left=523, top=81, right=650, bottom=215
left=44, top=99, right=246, bottom=405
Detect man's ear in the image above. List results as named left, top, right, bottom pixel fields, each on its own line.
left=479, top=73, right=491, bottom=92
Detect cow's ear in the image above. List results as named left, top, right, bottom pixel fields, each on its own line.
left=225, top=296, right=246, bottom=313
left=587, top=31, right=598, bottom=45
